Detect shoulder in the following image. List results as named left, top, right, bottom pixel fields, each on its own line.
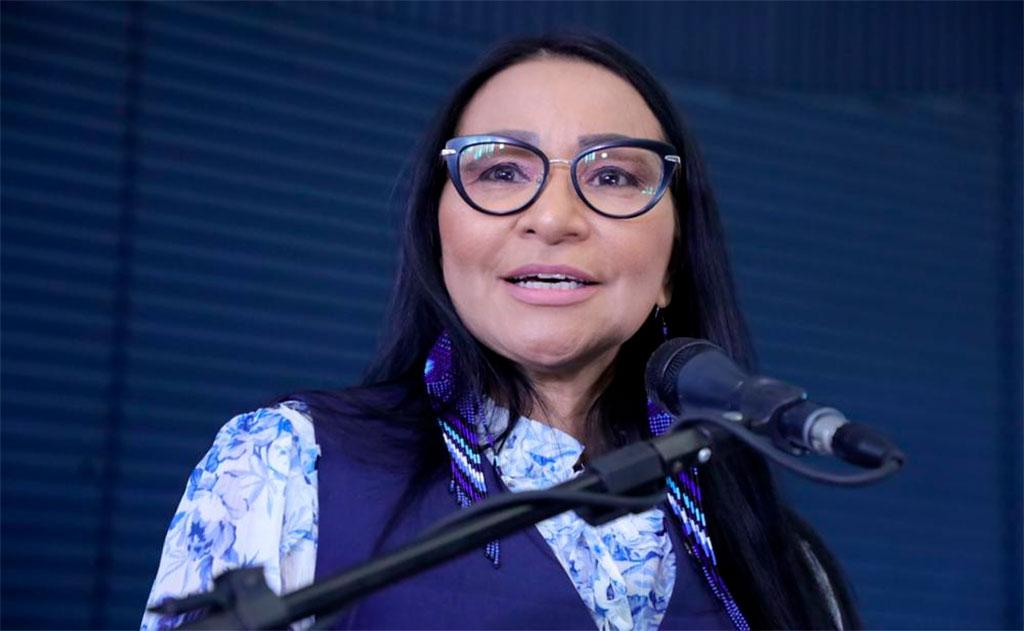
left=175, top=401, right=321, bottom=543
left=202, top=401, right=319, bottom=507
left=186, top=403, right=319, bottom=501
left=210, top=402, right=318, bottom=461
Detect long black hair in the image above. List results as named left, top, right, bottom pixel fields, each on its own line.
left=287, top=33, right=860, bottom=630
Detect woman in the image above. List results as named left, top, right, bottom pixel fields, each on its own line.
left=143, top=33, right=859, bottom=630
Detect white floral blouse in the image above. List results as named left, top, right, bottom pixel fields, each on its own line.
left=142, top=402, right=677, bottom=631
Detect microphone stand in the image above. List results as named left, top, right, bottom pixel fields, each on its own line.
left=157, top=425, right=719, bottom=631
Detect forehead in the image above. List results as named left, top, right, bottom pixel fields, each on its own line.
left=455, top=57, right=665, bottom=151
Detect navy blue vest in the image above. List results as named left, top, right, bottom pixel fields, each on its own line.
left=313, top=419, right=735, bottom=630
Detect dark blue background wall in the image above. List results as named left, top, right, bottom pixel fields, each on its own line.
left=2, top=2, right=1021, bottom=629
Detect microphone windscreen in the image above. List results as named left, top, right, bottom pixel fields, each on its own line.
left=644, top=338, right=721, bottom=413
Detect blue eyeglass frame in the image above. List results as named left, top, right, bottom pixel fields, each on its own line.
left=440, top=134, right=682, bottom=219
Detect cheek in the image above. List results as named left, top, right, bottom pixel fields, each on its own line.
left=440, top=203, right=488, bottom=278
left=613, top=210, right=676, bottom=298
left=438, top=188, right=501, bottom=309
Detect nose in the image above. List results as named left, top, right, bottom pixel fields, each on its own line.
left=515, top=163, right=591, bottom=244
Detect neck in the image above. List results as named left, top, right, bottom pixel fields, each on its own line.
left=520, top=350, right=617, bottom=442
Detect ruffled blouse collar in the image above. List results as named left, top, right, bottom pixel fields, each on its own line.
left=476, top=398, right=586, bottom=491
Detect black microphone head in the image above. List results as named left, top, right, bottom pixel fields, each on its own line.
left=645, top=338, right=723, bottom=415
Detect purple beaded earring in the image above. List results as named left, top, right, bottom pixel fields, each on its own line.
left=424, top=330, right=500, bottom=566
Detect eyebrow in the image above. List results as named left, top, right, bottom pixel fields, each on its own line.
left=577, top=133, right=630, bottom=148
left=484, top=130, right=632, bottom=149
left=489, top=129, right=540, bottom=144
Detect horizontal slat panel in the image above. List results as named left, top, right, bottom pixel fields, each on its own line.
left=343, top=2, right=1021, bottom=91
left=1, top=3, right=127, bottom=628
left=166, top=2, right=476, bottom=80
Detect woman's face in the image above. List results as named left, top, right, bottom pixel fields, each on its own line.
left=438, top=57, right=676, bottom=380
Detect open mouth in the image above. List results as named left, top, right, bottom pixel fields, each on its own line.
left=504, top=273, right=597, bottom=290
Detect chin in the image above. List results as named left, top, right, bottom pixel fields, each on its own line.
left=499, top=331, right=602, bottom=373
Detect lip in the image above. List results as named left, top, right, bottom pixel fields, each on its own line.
left=504, top=281, right=600, bottom=306
left=501, top=264, right=600, bottom=306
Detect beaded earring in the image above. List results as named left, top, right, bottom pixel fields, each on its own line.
left=424, top=330, right=500, bottom=566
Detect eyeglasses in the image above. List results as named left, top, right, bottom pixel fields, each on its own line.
left=440, top=135, right=681, bottom=218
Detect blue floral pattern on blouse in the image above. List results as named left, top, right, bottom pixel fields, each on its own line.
left=141, top=403, right=319, bottom=631
left=142, top=402, right=676, bottom=631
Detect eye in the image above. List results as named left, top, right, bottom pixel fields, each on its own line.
left=587, top=167, right=639, bottom=188
left=479, top=162, right=531, bottom=183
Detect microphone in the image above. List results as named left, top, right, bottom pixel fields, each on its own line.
left=645, top=338, right=901, bottom=468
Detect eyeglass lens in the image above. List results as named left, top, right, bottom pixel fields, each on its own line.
left=457, top=142, right=665, bottom=216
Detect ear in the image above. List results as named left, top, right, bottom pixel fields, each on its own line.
left=658, top=219, right=682, bottom=310
left=657, top=269, right=673, bottom=309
